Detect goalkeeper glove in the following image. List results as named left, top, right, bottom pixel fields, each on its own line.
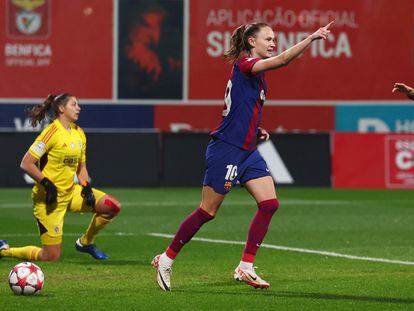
left=81, top=181, right=95, bottom=207
left=40, top=177, right=57, bottom=205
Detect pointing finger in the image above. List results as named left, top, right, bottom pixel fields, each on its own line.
left=324, top=21, right=334, bottom=30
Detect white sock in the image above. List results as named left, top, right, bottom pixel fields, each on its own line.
left=160, top=252, right=174, bottom=267
left=239, top=260, right=253, bottom=271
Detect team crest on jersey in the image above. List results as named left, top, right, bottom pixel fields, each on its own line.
left=54, top=226, right=59, bottom=233
left=224, top=181, right=232, bottom=190
left=7, top=0, right=51, bottom=38
left=70, top=142, right=75, bottom=149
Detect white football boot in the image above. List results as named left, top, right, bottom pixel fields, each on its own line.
left=234, top=266, right=270, bottom=289
left=152, top=254, right=172, bottom=291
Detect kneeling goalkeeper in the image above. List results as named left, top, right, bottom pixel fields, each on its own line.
left=0, top=93, right=121, bottom=261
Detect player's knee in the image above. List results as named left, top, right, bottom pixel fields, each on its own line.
left=199, top=204, right=218, bottom=217
left=40, top=249, right=61, bottom=262
left=258, top=198, right=279, bottom=215
left=104, top=197, right=121, bottom=218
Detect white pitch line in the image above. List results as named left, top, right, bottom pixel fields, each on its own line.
left=2, top=231, right=414, bottom=266
left=1, top=199, right=411, bottom=209
left=148, top=233, right=414, bottom=266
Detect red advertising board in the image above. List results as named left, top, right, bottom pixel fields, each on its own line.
left=385, top=136, right=414, bottom=188
left=189, top=0, right=414, bottom=100
left=0, top=0, right=112, bottom=98
left=155, top=104, right=334, bottom=132
left=333, top=133, right=414, bottom=189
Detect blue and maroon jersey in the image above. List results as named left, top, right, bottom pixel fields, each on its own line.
left=211, top=56, right=266, bottom=151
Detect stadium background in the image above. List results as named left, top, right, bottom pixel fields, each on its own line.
left=1, top=1, right=414, bottom=309
left=1, top=0, right=414, bottom=189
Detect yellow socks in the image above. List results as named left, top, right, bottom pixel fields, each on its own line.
left=1, top=246, right=41, bottom=260
left=80, top=214, right=112, bottom=245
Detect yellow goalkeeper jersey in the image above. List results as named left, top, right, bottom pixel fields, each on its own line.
left=28, top=119, right=86, bottom=194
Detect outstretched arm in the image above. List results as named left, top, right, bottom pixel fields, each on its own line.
left=393, top=83, right=414, bottom=100
left=252, top=21, right=334, bottom=74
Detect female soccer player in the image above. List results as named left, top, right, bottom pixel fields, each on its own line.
left=153, top=21, right=333, bottom=291
left=393, top=83, right=414, bottom=100
left=0, top=93, right=121, bottom=261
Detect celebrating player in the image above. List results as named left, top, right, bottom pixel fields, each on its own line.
left=392, top=83, right=414, bottom=100
left=0, top=93, right=121, bottom=261
left=152, top=21, right=333, bottom=291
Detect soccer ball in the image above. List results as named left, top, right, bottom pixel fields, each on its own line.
left=8, top=262, right=44, bottom=295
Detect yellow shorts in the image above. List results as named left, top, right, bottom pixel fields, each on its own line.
left=32, top=184, right=106, bottom=245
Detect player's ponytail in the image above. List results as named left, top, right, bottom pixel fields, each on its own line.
left=27, top=93, right=72, bottom=127
left=223, top=22, right=271, bottom=63
left=223, top=24, right=246, bottom=63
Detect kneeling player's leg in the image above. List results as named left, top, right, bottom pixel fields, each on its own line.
left=0, top=244, right=42, bottom=261
left=1, top=196, right=66, bottom=262
left=80, top=194, right=121, bottom=245
left=69, top=185, right=121, bottom=246
left=1, top=224, right=64, bottom=262
left=38, top=244, right=61, bottom=261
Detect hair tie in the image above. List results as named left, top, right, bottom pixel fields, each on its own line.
left=54, top=93, right=65, bottom=102
left=244, top=24, right=252, bottom=34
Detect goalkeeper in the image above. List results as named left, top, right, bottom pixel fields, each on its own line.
left=0, top=93, right=121, bottom=261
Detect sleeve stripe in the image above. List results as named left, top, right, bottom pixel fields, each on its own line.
left=42, top=126, right=58, bottom=144
left=41, top=125, right=56, bottom=142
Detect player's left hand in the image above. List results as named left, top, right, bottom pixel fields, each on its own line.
left=257, top=127, right=270, bottom=141
left=81, top=181, right=96, bottom=207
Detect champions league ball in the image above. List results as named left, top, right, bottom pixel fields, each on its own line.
left=8, top=262, right=44, bottom=295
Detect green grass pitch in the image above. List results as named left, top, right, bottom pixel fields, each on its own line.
left=0, top=187, right=414, bottom=310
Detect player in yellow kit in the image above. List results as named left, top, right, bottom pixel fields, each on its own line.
left=0, top=93, right=121, bottom=261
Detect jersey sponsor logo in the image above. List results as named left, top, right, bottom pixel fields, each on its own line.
left=31, top=141, right=46, bottom=157
left=63, top=156, right=79, bottom=167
